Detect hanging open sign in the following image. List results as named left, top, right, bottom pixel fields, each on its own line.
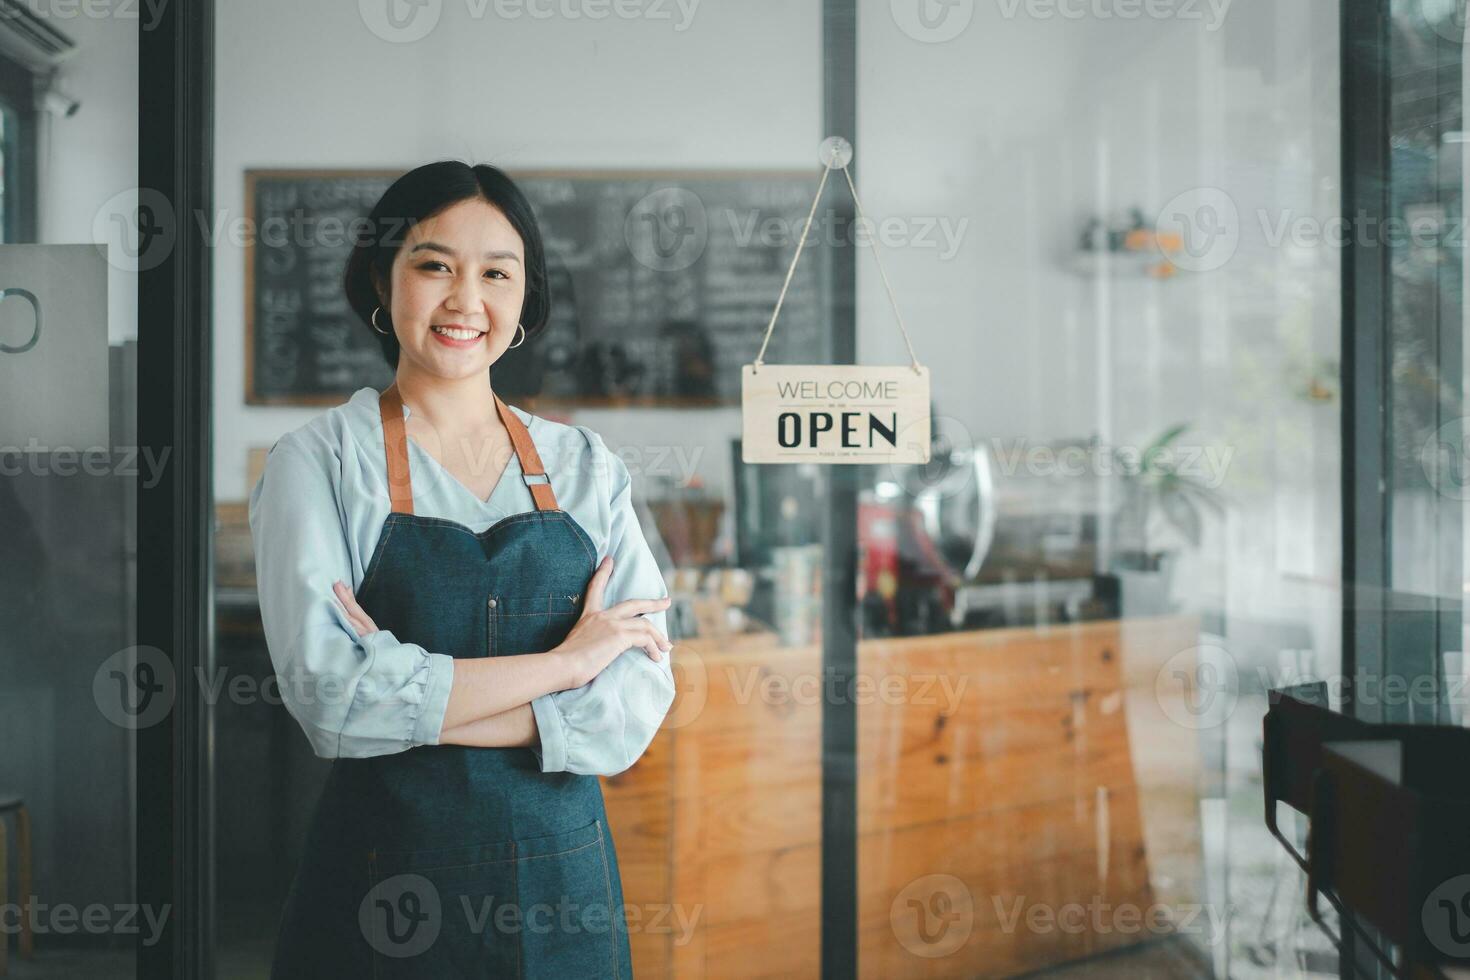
left=741, top=138, right=932, bottom=465
left=742, top=364, right=930, bottom=463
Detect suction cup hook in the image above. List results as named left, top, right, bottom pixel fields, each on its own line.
left=818, top=136, right=853, bottom=169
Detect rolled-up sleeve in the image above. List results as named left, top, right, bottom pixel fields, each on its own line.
left=248, top=434, right=456, bottom=759
left=530, top=435, right=676, bottom=776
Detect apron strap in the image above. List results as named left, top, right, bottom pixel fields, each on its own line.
left=377, top=383, right=561, bottom=515
left=379, top=383, right=416, bottom=515
left=494, top=393, right=560, bottom=512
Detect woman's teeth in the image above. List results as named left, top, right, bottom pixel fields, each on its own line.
left=431, top=325, right=484, bottom=340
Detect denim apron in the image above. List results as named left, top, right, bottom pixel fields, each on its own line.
left=270, top=383, right=633, bottom=979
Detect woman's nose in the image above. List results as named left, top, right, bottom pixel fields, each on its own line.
left=446, top=273, right=479, bottom=314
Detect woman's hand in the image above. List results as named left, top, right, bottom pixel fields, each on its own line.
left=333, top=580, right=379, bottom=637
left=553, top=556, right=672, bottom=690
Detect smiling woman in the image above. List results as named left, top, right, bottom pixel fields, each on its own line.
left=345, top=161, right=550, bottom=375
left=249, top=161, right=675, bottom=979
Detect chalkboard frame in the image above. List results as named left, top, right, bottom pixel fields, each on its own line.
left=243, top=166, right=828, bottom=408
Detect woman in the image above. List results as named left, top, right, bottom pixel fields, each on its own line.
left=248, top=160, right=676, bottom=978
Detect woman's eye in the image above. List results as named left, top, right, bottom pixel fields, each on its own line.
left=417, top=260, right=507, bottom=280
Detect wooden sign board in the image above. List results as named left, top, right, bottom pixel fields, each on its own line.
left=741, top=364, right=931, bottom=464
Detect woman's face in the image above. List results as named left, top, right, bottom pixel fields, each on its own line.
left=379, top=198, right=527, bottom=382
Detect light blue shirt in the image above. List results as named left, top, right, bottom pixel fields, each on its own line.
left=247, top=385, right=675, bottom=776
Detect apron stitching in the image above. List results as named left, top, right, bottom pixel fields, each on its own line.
left=513, top=839, right=599, bottom=861
left=596, top=819, right=619, bottom=980
left=511, top=840, right=522, bottom=980
left=366, top=849, right=381, bottom=980
left=481, top=514, right=543, bottom=535
left=362, top=511, right=555, bottom=552
left=376, top=824, right=602, bottom=872
left=359, top=516, right=399, bottom=596
left=557, top=511, right=600, bottom=568
left=388, top=511, right=550, bottom=538
left=369, top=853, right=519, bottom=874
left=358, top=517, right=399, bottom=593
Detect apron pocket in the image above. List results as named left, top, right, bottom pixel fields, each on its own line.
left=492, top=592, right=584, bottom=655
left=363, top=838, right=521, bottom=978
left=513, top=818, right=622, bottom=979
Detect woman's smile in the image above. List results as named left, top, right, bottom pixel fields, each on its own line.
left=430, top=322, right=487, bottom=348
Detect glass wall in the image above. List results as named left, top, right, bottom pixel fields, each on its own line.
left=210, top=2, right=828, bottom=975
left=210, top=1, right=1360, bottom=978
left=1387, top=0, right=1464, bottom=712
left=0, top=3, right=143, bottom=978
left=853, top=2, right=1342, bottom=977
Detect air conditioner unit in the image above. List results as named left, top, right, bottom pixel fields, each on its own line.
left=0, top=0, right=77, bottom=72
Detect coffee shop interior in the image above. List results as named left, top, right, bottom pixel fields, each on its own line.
left=3, top=0, right=1468, bottom=977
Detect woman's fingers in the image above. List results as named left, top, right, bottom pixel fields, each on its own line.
left=619, top=618, right=672, bottom=657
left=639, top=619, right=673, bottom=652
left=331, top=581, right=353, bottom=622
left=604, top=595, right=673, bottom=620
left=582, top=556, right=613, bottom=613
left=333, top=580, right=379, bottom=636
left=332, top=581, right=366, bottom=633
left=625, top=624, right=665, bottom=663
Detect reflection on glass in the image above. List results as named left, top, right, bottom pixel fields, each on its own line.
left=854, top=2, right=1342, bottom=977
left=215, top=4, right=830, bottom=975
left=201, top=1, right=1406, bottom=978
left=0, top=6, right=140, bottom=978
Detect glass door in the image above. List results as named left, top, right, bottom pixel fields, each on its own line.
left=24, top=0, right=1457, bottom=976
left=854, top=3, right=1344, bottom=977
left=210, top=3, right=830, bottom=976
left=195, top=1, right=1462, bottom=977
left=0, top=12, right=143, bottom=977
left=0, top=0, right=208, bottom=975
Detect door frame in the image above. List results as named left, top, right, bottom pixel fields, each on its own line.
left=137, top=0, right=216, bottom=975
left=1339, top=0, right=1465, bottom=975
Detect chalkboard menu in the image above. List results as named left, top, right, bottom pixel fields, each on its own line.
left=245, top=169, right=829, bottom=406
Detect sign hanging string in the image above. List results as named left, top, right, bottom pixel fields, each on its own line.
left=752, top=142, right=925, bottom=376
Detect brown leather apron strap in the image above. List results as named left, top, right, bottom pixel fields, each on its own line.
left=379, top=383, right=415, bottom=515
left=377, top=383, right=561, bottom=515
left=494, top=394, right=560, bottom=512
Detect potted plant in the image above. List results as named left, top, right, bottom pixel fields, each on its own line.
left=1110, top=423, right=1225, bottom=616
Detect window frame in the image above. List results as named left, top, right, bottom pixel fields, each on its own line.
left=0, top=49, right=40, bottom=241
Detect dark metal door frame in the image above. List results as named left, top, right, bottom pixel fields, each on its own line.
left=1340, top=3, right=1393, bottom=975
left=1340, top=0, right=1464, bottom=975
left=820, top=2, right=859, bottom=977
left=137, top=0, right=216, bottom=976
left=1340, top=0, right=1391, bottom=719
left=0, top=50, right=39, bottom=242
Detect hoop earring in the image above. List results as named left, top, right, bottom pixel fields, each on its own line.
left=371, top=306, right=391, bottom=335
left=506, top=323, right=526, bottom=349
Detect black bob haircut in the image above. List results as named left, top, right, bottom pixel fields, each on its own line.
left=343, top=160, right=550, bottom=370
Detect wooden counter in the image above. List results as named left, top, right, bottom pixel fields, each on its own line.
left=600, top=615, right=1204, bottom=979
